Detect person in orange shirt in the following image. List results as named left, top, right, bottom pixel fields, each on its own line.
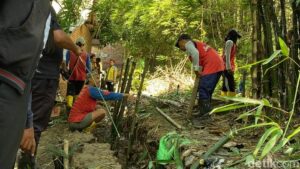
left=176, top=34, right=224, bottom=124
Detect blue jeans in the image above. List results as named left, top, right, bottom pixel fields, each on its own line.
left=199, top=71, right=222, bottom=100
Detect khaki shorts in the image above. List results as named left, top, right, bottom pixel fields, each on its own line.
left=69, top=113, right=93, bottom=131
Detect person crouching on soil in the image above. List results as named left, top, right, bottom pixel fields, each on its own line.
left=68, top=75, right=128, bottom=131
left=175, top=34, right=224, bottom=125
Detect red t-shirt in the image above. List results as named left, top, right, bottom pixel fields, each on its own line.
left=68, top=86, right=97, bottom=122
left=69, top=51, right=88, bottom=81
left=190, top=42, right=224, bottom=76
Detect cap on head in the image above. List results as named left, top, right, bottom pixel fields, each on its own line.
left=175, top=34, right=191, bottom=48
left=76, top=37, right=85, bottom=46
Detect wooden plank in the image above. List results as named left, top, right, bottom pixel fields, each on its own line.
left=187, top=76, right=200, bottom=119
left=156, top=107, right=183, bottom=129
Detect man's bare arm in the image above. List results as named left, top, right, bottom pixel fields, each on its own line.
left=53, top=29, right=82, bottom=56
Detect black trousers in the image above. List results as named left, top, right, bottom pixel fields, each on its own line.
left=222, top=70, right=235, bottom=92
left=32, top=78, right=59, bottom=143
left=18, top=78, right=59, bottom=169
left=67, top=80, right=85, bottom=96
left=0, top=81, right=31, bottom=169
left=106, top=81, right=114, bottom=92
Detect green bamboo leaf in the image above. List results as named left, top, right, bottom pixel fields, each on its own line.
left=279, top=37, right=289, bottom=57
left=261, top=99, right=271, bottom=106
left=238, top=122, right=280, bottom=132
left=237, top=59, right=267, bottom=70
left=287, top=126, right=300, bottom=139
left=218, top=96, right=263, bottom=105
left=210, top=103, right=251, bottom=114
left=284, top=147, right=294, bottom=155
left=272, top=138, right=289, bottom=153
left=262, top=50, right=281, bottom=65
left=264, top=57, right=289, bottom=75
left=260, top=130, right=283, bottom=159
left=236, top=111, right=255, bottom=121
left=253, top=127, right=280, bottom=157
left=255, top=105, right=264, bottom=124
left=173, top=140, right=184, bottom=169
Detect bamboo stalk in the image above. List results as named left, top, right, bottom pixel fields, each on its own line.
left=187, top=76, right=200, bottom=119
left=190, top=130, right=236, bottom=169
left=112, top=58, right=131, bottom=141
left=156, top=107, right=183, bottom=129
left=63, top=139, right=69, bottom=169
left=117, top=62, right=136, bottom=126
left=127, top=60, right=149, bottom=164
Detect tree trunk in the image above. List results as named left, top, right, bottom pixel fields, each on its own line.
left=280, top=0, right=288, bottom=109
left=260, top=0, right=274, bottom=98
left=289, top=2, right=300, bottom=110
left=251, top=0, right=259, bottom=98
left=269, top=0, right=283, bottom=106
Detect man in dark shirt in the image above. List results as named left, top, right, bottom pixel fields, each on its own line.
left=17, top=7, right=82, bottom=169
left=0, top=1, right=51, bottom=168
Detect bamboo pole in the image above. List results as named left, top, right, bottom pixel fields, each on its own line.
left=117, top=61, right=136, bottom=124
left=112, top=58, right=131, bottom=141
left=187, top=76, right=200, bottom=119
left=63, top=139, right=69, bottom=169
left=190, top=130, right=236, bottom=169
left=127, top=59, right=149, bottom=162
left=156, top=107, right=183, bottom=129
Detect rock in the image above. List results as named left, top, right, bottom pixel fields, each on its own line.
left=223, top=141, right=238, bottom=148
left=181, top=149, right=196, bottom=159
left=184, top=155, right=196, bottom=167
left=192, top=150, right=204, bottom=157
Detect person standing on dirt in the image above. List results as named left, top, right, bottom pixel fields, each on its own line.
left=0, top=1, right=51, bottom=168
left=68, top=75, right=128, bottom=131
left=175, top=34, right=224, bottom=124
left=221, top=29, right=241, bottom=97
left=65, top=37, right=91, bottom=109
left=17, top=6, right=83, bottom=169
left=105, top=59, right=118, bottom=92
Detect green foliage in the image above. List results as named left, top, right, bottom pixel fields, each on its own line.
left=213, top=47, right=300, bottom=159
left=57, top=0, right=83, bottom=31
left=262, top=50, right=281, bottom=65
left=210, top=102, right=252, bottom=114
left=260, top=130, right=282, bottom=159
left=92, top=0, right=119, bottom=45
left=278, top=37, right=289, bottom=57
left=154, top=132, right=194, bottom=169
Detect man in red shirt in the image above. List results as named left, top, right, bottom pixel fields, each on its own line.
left=68, top=75, right=127, bottom=131
left=176, top=34, right=224, bottom=124
left=65, top=37, right=91, bottom=109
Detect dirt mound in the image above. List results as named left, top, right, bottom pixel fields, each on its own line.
left=36, top=122, right=121, bottom=169
left=72, top=143, right=121, bottom=169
